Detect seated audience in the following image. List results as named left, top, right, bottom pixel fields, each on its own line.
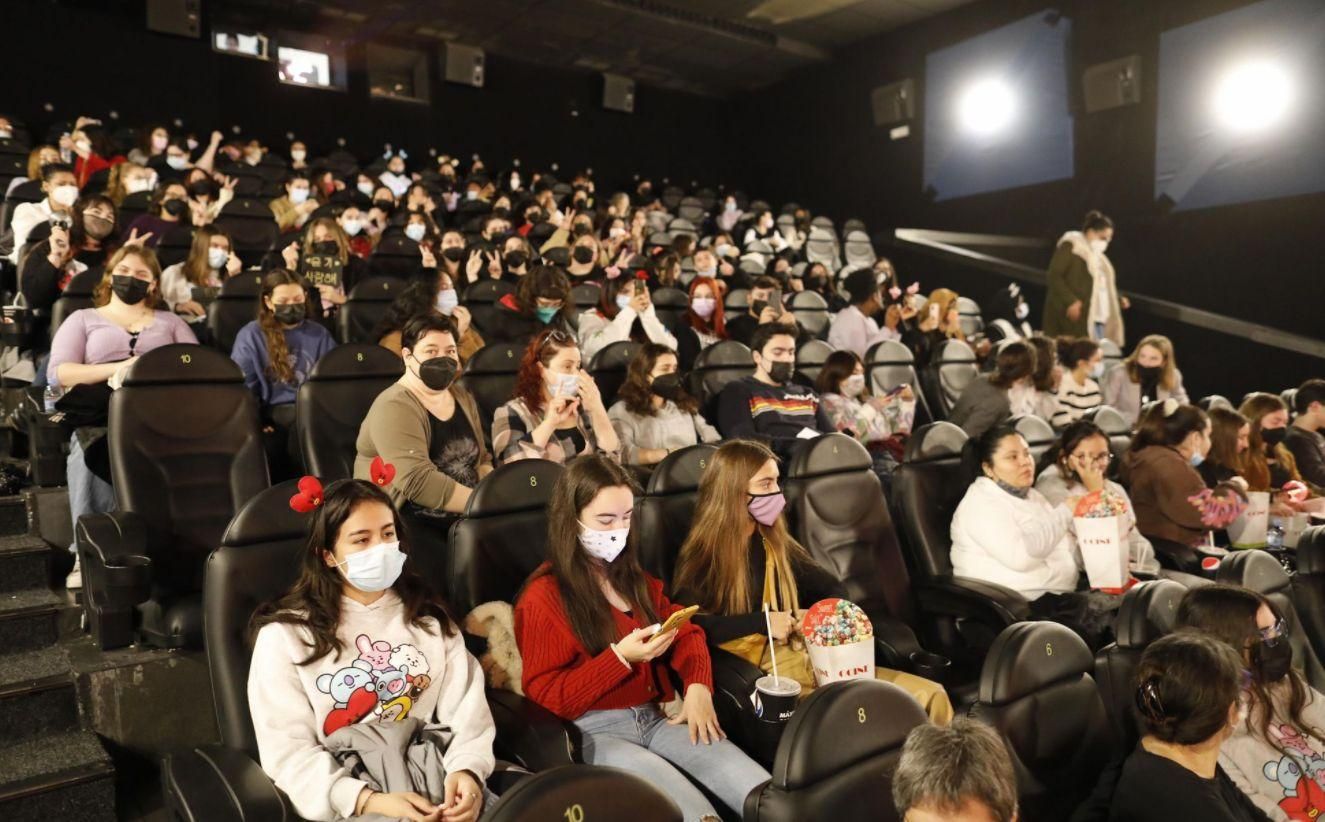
left=1176, top=584, right=1325, bottom=820
left=356, top=314, right=492, bottom=515
left=515, top=455, right=770, bottom=822
left=487, top=265, right=576, bottom=347
left=280, top=216, right=371, bottom=313
left=577, top=272, right=676, bottom=362
left=126, top=181, right=191, bottom=246
left=1286, top=379, right=1325, bottom=490
left=1027, top=335, right=1062, bottom=422
left=249, top=478, right=493, bottom=822
left=374, top=276, right=482, bottom=364
left=1109, top=632, right=1268, bottom=821
left=950, top=424, right=1118, bottom=649
left=828, top=268, right=900, bottom=358
left=1200, top=407, right=1251, bottom=489
left=607, top=343, right=720, bottom=466
left=725, top=276, right=799, bottom=348
left=8, top=144, right=60, bottom=197
left=815, top=350, right=915, bottom=487
left=892, top=719, right=1019, bottom=822
left=270, top=170, right=318, bottom=233
left=19, top=222, right=89, bottom=350
left=1053, top=337, right=1104, bottom=426
left=902, top=288, right=969, bottom=367
left=1036, top=421, right=1159, bottom=575
left=743, top=209, right=788, bottom=253
left=230, top=269, right=336, bottom=478
left=716, top=323, right=832, bottom=461
left=672, top=440, right=953, bottom=722
left=159, top=226, right=241, bottom=325
left=1240, top=392, right=1318, bottom=497
left=947, top=340, right=1037, bottom=439
left=9, top=162, right=78, bottom=265
left=492, top=328, right=620, bottom=464
left=1102, top=334, right=1189, bottom=425
left=674, top=275, right=726, bottom=369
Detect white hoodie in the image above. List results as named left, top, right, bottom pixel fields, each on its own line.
left=950, top=477, right=1080, bottom=600
left=248, top=590, right=495, bottom=821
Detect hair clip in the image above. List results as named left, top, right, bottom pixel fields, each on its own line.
left=370, top=456, right=396, bottom=488
left=1283, top=480, right=1309, bottom=503
left=634, top=270, right=649, bottom=280
left=1135, top=676, right=1166, bottom=722
left=604, top=266, right=622, bottom=280
left=289, top=476, right=325, bottom=513
left=906, top=282, right=920, bottom=295
left=1161, top=397, right=1180, bottom=417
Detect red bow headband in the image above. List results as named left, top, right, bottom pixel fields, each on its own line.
left=289, top=457, right=396, bottom=513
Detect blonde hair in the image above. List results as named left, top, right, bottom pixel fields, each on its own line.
left=94, top=246, right=164, bottom=308
left=1123, top=334, right=1179, bottom=391
left=301, top=216, right=350, bottom=265
left=927, top=288, right=964, bottom=341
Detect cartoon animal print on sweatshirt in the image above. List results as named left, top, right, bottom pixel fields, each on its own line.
left=315, top=634, right=436, bottom=733
left=1263, top=724, right=1325, bottom=821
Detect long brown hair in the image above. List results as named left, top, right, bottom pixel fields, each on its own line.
left=183, top=225, right=232, bottom=286
left=617, top=343, right=698, bottom=416
left=1123, top=334, right=1179, bottom=391
left=514, top=327, right=578, bottom=417
left=301, top=216, right=350, bottom=264
left=258, top=268, right=307, bottom=385
left=1207, top=407, right=1249, bottom=477
left=673, top=440, right=809, bottom=615
left=250, top=479, right=454, bottom=665
left=1240, top=392, right=1300, bottom=491
left=527, top=455, right=658, bottom=655
left=1176, top=585, right=1324, bottom=758
left=93, top=246, right=165, bottom=309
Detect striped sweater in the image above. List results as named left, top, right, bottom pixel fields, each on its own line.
left=1053, top=371, right=1102, bottom=427
left=716, top=376, right=834, bottom=460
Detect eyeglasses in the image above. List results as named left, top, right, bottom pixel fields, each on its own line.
left=1072, top=452, right=1113, bottom=467
left=539, top=328, right=574, bottom=350
left=1258, top=618, right=1287, bottom=646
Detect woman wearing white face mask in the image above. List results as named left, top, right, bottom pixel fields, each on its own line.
left=1043, top=210, right=1128, bottom=345
left=249, top=476, right=495, bottom=822
left=159, top=225, right=242, bottom=323
left=516, top=455, right=769, bottom=822
left=1052, top=337, right=1104, bottom=426
left=815, top=350, right=917, bottom=491
left=337, top=205, right=374, bottom=259
left=577, top=272, right=677, bottom=362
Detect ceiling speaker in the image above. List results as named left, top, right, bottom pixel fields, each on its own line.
left=1083, top=55, right=1142, bottom=113
left=603, top=73, right=636, bottom=113
left=445, top=44, right=485, bottom=88
left=147, top=0, right=201, bottom=38
left=871, top=79, right=914, bottom=127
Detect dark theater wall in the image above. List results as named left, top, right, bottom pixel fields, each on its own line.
left=732, top=0, right=1325, bottom=399
left=2, top=1, right=731, bottom=191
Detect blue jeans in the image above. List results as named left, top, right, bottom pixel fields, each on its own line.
left=67, top=433, right=115, bottom=552
left=1092, top=321, right=1106, bottom=341
left=573, top=704, right=770, bottom=821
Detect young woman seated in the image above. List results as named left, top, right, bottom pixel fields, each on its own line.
left=249, top=478, right=493, bottom=822
left=671, top=440, right=953, bottom=723
left=1201, top=407, right=1252, bottom=491
left=487, top=265, right=576, bottom=348
left=159, top=225, right=242, bottom=326
left=814, top=350, right=917, bottom=490
left=1240, top=393, right=1321, bottom=502
left=947, top=340, right=1037, bottom=440
left=1053, top=337, right=1104, bottom=427
left=577, top=271, right=677, bottom=362
left=373, top=275, right=482, bottom=365
left=608, top=343, right=720, bottom=467
left=514, top=455, right=770, bottom=822
left=1102, top=334, right=1189, bottom=426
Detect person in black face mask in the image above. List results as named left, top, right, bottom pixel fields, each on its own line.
left=1175, top=584, right=1325, bottom=816
left=230, top=269, right=336, bottom=482
left=124, top=181, right=193, bottom=246
left=1239, top=392, right=1314, bottom=496
left=606, top=344, right=721, bottom=467
left=1101, top=334, right=1189, bottom=427
left=356, top=314, right=493, bottom=516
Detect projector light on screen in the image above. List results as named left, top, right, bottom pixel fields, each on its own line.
left=957, top=78, right=1016, bottom=136
left=1212, top=60, right=1294, bottom=134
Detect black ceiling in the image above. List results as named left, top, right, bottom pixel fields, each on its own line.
left=209, top=0, right=976, bottom=96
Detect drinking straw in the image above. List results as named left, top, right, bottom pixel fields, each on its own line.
left=764, top=602, right=780, bottom=687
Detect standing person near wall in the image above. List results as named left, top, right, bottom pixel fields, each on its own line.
left=1043, top=211, right=1128, bottom=346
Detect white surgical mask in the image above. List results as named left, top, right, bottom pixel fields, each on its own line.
left=207, top=247, right=229, bottom=270
left=1090, top=362, right=1105, bottom=380
left=334, top=541, right=406, bottom=593
left=126, top=177, right=153, bottom=195
left=509, top=174, right=521, bottom=190
left=166, top=155, right=188, bottom=170
left=843, top=374, right=866, bottom=398
left=1089, top=238, right=1109, bottom=255
left=75, top=139, right=92, bottom=155
left=404, top=223, right=427, bottom=243
left=436, top=288, right=459, bottom=315
left=578, top=521, right=629, bottom=563
left=697, top=266, right=716, bottom=278
left=615, top=294, right=632, bottom=312
left=291, top=149, right=306, bottom=162
left=546, top=371, right=579, bottom=398
left=466, top=190, right=478, bottom=201
left=289, top=188, right=310, bottom=205
left=691, top=297, right=716, bottom=319
left=1015, top=301, right=1030, bottom=320
left=609, top=227, right=626, bottom=239
left=341, top=219, right=363, bottom=237
left=715, top=243, right=733, bottom=258
left=0, top=129, right=13, bottom=140
left=357, top=181, right=375, bottom=197
left=51, top=185, right=79, bottom=208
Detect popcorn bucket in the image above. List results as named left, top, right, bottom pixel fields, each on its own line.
left=1228, top=491, right=1270, bottom=548
left=1075, top=515, right=1128, bottom=590
left=801, top=598, right=875, bottom=687
left=806, top=638, right=875, bottom=687
left=1284, top=513, right=1311, bottom=548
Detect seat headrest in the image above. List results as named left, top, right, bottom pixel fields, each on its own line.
left=790, top=291, right=828, bottom=311
left=796, top=340, right=833, bottom=365
left=866, top=339, right=914, bottom=365
left=464, top=343, right=523, bottom=374
left=1012, top=414, right=1055, bottom=445
left=222, top=480, right=308, bottom=548
left=308, top=343, right=404, bottom=380
left=466, top=460, right=563, bottom=517
left=694, top=340, right=753, bottom=368
left=1088, top=405, right=1129, bottom=436
left=903, top=422, right=968, bottom=463
left=1115, top=579, right=1185, bottom=649
left=589, top=341, right=641, bottom=370
left=123, top=344, right=244, bottom=387
left=1296, top=526, right=1325, bottom=574
left=978, top=621, right=1094, bottom=705
left=1216, top=549, right=1291, bottom=595
left=935, top=339, right=976, bottom=363
left=773, top=679, right=927, bottom=790
left=219, top=272, right=264, bottom=297
left=464, top=280, right=514, bottom=300
left=349, top=277, right=406, bottom=302
left=650, top=287, right=689, bottom=308
left=645, top=444, right=716, bottom=494
left=788, top=433, right=872, bottom=478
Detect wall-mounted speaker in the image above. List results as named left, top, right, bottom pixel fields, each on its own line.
left=603, top=73, right=636, bottom=113
left=870, top=78, right=914, bottom=127
left=146, top=0, right=201, bottom=38
left=445, top=43, right=485, bottom=88
left=1083, top=55, right=1142, bottom=113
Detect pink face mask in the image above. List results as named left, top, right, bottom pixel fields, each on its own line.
left=748, top=492, right=786, bottom=526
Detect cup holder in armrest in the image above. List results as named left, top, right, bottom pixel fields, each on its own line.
left=909, top=650, right=952, bottom=685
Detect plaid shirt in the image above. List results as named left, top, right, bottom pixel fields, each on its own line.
left=491, top=397, right=620, bottom=465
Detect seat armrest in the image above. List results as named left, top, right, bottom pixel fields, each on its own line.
left=162, top=745, right=294, bottom=822
left=486, top=689, right=576, bottom=771
left=915, top=576, right=1030, bottom=625
left=710, top=647, right=784, bottom=766
left=866, top=614, right=922, bottom=669
left=76, top=510, right=153, bottom=604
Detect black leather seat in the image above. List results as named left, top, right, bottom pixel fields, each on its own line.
left=1198, top=394, right=1233, bottom=412
left=464, top=279, right=515, bottom=337
left=969, top=621, right=1117, bottom=822
left=793, top=339, right=833, bottom=387
left=892, top=423, right=1030, bottom=666
left=369, top=234, right=422, bottom=278
left=570, top=283, right=601, bottom=311
left=929, top=339, right=977, bottom=419
left=635, top=444, right=716, bottom=583
left=76, top=345, right=268, bottom=650
left=1084, top=405, right=1132, bottom=466
left=588, top=340, right=641, bottom=408
left=459, top=342, right=524, bottom=428
left=156, top=224, right=195, bottom=268
left=485, top=765, right=682, bottom=821
left=1091, top=579, right=1185, bottom=750
left=865, top=339, right=933, bottom=425
left=1011, top=415, right=1055, bottom=463
left=743, top=679, right=925, bottom=822
left=337, top=276, right=406, bottom=344
left=788, top=290, right=829, bottom=338
left=687, top=339, right=753, bottom=415
left=650, top=286, right=689, bottom=331
left=296, top=344, right=403, bottom=480
left=215, top=198, right=279, bottom=268
left=205, top=272, right=263, bottom=354
left=1292, top=526, right=1325, bottom=668
left=1217, top=549, right=1325, bottom=692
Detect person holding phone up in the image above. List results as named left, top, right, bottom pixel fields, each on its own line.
left=577, top=267, right=677, bottom=362
left=724, top=275, right=804, bottom=348
left=516, top=455, right=770, bottom=822
left=491, top=328, right=621, bottom=465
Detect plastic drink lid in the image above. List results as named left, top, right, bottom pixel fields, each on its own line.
left=1202, top=557, right=1221, bottom=571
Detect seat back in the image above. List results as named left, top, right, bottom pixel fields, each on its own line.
left=955, top=296, right=983, bottom=339
left=459, top=342, right=524, bottom=425
left=724, top=288, right=750, bottom=315
left=110, top=346, right=269, bottom=616
left=930, top=339, right=978, bottom=417
left=445, top=460, right=564, bottom=616
left=1293, top=527, right=1325, bottom=669
left=570, top=283, right=601, bottom=311
left=369, top=235, right=422, bottom=278
left=1012, top=415, right=1056, bottom=463
left=1198, top=394, right=1233, bottom=412
left=1217, top=550, right=1325, bottom=692
left=337, top=276, right=406, bottom=344
left=892, top=423, right=969, bottom=579
left=865, top=340, right=932, bottom=425
left=463, top=279, right=515, bottom=337
left=687, top=339, right=754, bottom=411
left=789, top=290, right=830, bottom=337
left=156, top=224, right=195, bottom=268
left=1092, top=579, right=1185, bottom=749
left=1099, top=338, right=1123, bottom=367
left=970, top=622, right=1116, bottom=821
left=488, top=765, right=682, bottom=821
left=650, top=286, right=689, bottom=331
left=635, top=445, right=716, bottom=583
left=588, top=340, right=641, bottom=407
left=744, top=679, right=925, bottom=822
left=204, top=482, right=306, bottom=757
left=206, top=272, right=263, bottom=354
left=1085, top=405, right=1132, bottom=462
left=794, top=339, right=834, bottom=387
left=296, top=344, right=404, bottom=480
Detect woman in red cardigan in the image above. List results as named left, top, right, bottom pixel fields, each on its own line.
left=515, top=454, right=770, bottom=821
